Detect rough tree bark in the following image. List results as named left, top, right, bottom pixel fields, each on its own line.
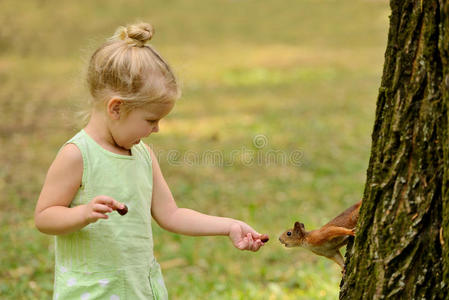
left=340, top=1, right=449, bottom=299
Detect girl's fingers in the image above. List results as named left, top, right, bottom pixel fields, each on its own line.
left=92, top=212, right=108, bottom=220
left=242, top=223, right=258, bottom=236
left=238, top=237, right=248, bottom=250
left=230, top=222, right=266, bottom=251
left=252, top=233, right=261, bottom=239
left=247, top=233, right=254, bottom=250
left=249, top=238, right=262, bottom=252
left=235, top=236, right=264, bottom=251
left=260, top=234, right=269, bottom=243
left=254, top=240, right=263, bottom=251
left=112, top=200, right=125, bottom=210
left=93, top=203, right=113, bottom=213
left=240, top=222, right=267, bottom=242
left=95, top=195, right=125, bottom=210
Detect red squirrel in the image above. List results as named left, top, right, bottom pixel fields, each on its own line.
left=278, top=200, right=361, bottom=269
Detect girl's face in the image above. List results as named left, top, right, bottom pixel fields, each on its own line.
left=110, top=101, right=175, bottom=150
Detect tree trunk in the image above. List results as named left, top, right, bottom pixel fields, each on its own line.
left=340, top=1, right=449, bottom=299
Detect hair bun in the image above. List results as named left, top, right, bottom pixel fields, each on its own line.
left=114, top=22, right=154, bottom=47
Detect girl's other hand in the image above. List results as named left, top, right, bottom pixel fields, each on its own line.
left=83, top=195, right=125, bottom=224
left=228, top=221, right=265, bottom=252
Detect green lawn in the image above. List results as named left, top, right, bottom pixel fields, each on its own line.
left=0, top=0, right=389, bottom=299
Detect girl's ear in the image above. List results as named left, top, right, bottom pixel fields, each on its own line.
left=107, top=98, right=123, bottom=120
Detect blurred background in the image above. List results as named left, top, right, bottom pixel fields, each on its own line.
left=0, top=0, right=389, bottom=299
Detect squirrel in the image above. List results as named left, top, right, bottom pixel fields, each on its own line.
left=278, top=200, right=361, bottom=269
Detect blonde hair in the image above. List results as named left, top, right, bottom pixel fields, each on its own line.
left=87, top=22, right=180, bottom=113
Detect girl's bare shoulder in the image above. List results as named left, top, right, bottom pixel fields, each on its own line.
left=55, top=143, right=83, bottom=168
left=36, top=143, right=84, bottom=213
left=46, top=143, right=83, bottom=188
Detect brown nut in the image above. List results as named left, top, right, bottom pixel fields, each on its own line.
left=117, top=204, right=128, bottom=216
left=260, top=234, right=269, bottom=243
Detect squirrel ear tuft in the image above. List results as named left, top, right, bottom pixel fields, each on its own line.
left=294, top=222, right=305, bottom=233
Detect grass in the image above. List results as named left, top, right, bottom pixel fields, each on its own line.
left=0, top=0, right=389, bottom=299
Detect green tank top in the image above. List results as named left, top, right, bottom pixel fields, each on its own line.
left=53, top=129, right=168, bottom=300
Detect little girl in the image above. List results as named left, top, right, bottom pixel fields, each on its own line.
left=34, top=22, right=266, bottom=300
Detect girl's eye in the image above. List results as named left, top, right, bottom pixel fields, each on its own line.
left=287, top=232, right=292, bottom=236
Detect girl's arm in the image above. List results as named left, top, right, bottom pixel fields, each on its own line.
left=147, top=145, right=265, bottom=251
left=34, top=144, right=123, bottom=235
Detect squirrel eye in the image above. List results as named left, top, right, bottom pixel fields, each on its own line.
left=287, top=231, right=292, bottom=236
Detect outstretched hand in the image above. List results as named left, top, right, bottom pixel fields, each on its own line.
left=228, top=221, right=267, bottom=252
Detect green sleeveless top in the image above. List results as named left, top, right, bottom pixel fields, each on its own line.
left=53, top=130, right=168, bottom=300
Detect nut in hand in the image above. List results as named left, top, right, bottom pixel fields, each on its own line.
left=260, top=234, right=269, bottom=243
left=117, top=204, right=128, bottom=216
